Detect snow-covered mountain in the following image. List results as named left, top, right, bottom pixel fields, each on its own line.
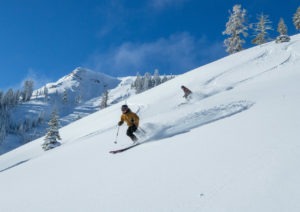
left=1, top=66, right=172, bottom=155
left=1, top=67, right=131, bottom=154
left=0, top=34, right=300, bottom=212
left=38, top=67, right=120, bottom=102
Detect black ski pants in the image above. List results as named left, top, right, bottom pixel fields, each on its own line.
left=127, top=125, right=137, bottom=138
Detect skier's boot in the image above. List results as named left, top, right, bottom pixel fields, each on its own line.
left=130, top=135, right=138, bottom=143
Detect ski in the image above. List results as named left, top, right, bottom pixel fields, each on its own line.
left=109, top=143, right=140, bottom=154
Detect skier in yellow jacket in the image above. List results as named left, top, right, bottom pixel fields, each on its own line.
left=118, top=105, right=139, bottom=142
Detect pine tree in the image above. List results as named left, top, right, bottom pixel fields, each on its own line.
left=62, top=89, right=68, bottom=104
left=251, top=13, right=273, bottom=45
left=75, top=94, right=82, bottom=104
left=293, top=7, right=300, bottom=30
left=276, top=18, right=290, bottom=43
left=3, top=89, right=15, bottom=107
left=43, top=86, right=49, bottom=102
left=21, top=80, right=34, bottom=102
left=134, top=72, right=144, bottom=94
left=143, top=72, right=152, bottom=91
left=42, top=109, right=61, bottom=151
left=153, top=69, right=161, bottom=87
left=161, top=74, right=168, bottom=83
left=100, top=90, right=109, bottom=109
left=13, top=90, right=21, bottom=105
left=277, top=18, right=288, bottom=35
left=0, top=121, right=6, bottom=144
left=223, top=4, right=248, bottom=54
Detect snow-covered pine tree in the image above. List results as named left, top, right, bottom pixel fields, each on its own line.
left=0, top=108, right=9, bottom=143
left=251, top=13, right=273, bottom=45
left=42, top=109, right=61, bottom=151
left=277, top=18, right=288, bottom=35
left=143, top=72, right=152, bottom=91
left=153, top=69, right=161, bottom=87
left=0, top=120, right=6, bottom=144
left=37, top=111, right=45, bottom=125
left=293, top=7, right=300, bottom=30
left=161, top=74, right=168, bottom=83
left=43, top=86, right=49, bottom=102
left=62, top=89, right=68, bottom=104
left=75, top=94, right=82, bottom=104
left=223, top=4, right=248, bottom=54
left=276, top=18, right=290, bottom=43
left=21, top=80, right=34, bottom=102
left=100, top=90, right=109, bottom=109
left=13, top=90, right=21, bottom=105
left=3, top=89, right=15, bottom=107
left=134, top=72, right=144, bottom=94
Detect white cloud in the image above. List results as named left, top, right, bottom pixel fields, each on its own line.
left=19, top=69, right=52, bottom=90
left=84, top=32, right=224, bottom=76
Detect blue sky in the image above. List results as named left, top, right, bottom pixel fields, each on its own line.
left=0, top=0, right=299, bottom=90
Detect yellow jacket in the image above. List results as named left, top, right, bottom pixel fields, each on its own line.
left=119, top=110, right=139, bottom=127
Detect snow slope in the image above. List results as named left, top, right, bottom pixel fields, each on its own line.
left=0, top=35, right=300, bottom=212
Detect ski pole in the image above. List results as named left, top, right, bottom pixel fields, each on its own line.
left=138, top=126, right=146, bottom=134
left=114, top=126, right=120, bottom=144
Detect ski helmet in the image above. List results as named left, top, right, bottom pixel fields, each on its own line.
left=121, top=104, right=129, bottom=112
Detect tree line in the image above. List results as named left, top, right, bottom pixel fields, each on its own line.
left=0, top=80, right=35, bottom=144
left=223, top=5, right=300, bottom=54
left=132, top=69, right=174, bottom=94
left=99, top=69, right=174, bottom=110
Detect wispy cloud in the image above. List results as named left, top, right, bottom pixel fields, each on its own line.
left=84, top=32, right=224, bottom=76
left=19, top=69, right=52, bottom=90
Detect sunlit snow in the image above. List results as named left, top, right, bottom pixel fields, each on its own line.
left=0, top=35, right=300, bottom=212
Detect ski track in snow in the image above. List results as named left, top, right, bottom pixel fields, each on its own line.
left=140, top=101, right=254, bottom=144
left=203, top=49, right=269, bottom=86
left=0, top=160, right=29, bottom=173
left=196, top=43, right=300, bottom=104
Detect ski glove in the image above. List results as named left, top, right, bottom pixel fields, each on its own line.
left=118, top=121, right=123, bottom=126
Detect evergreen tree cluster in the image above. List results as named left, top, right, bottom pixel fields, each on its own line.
left=0, top=80, right=36, bottom=143
left=132, top=69, right=174, bottom=94
left=223, top=4, right=300, bottom=54
left=0, top=89, right=21, bottom=111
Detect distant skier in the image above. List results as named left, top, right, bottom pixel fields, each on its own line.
left=118, top=104, right=139, bottom=142
left=181, top=85, right=192, bottom=99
